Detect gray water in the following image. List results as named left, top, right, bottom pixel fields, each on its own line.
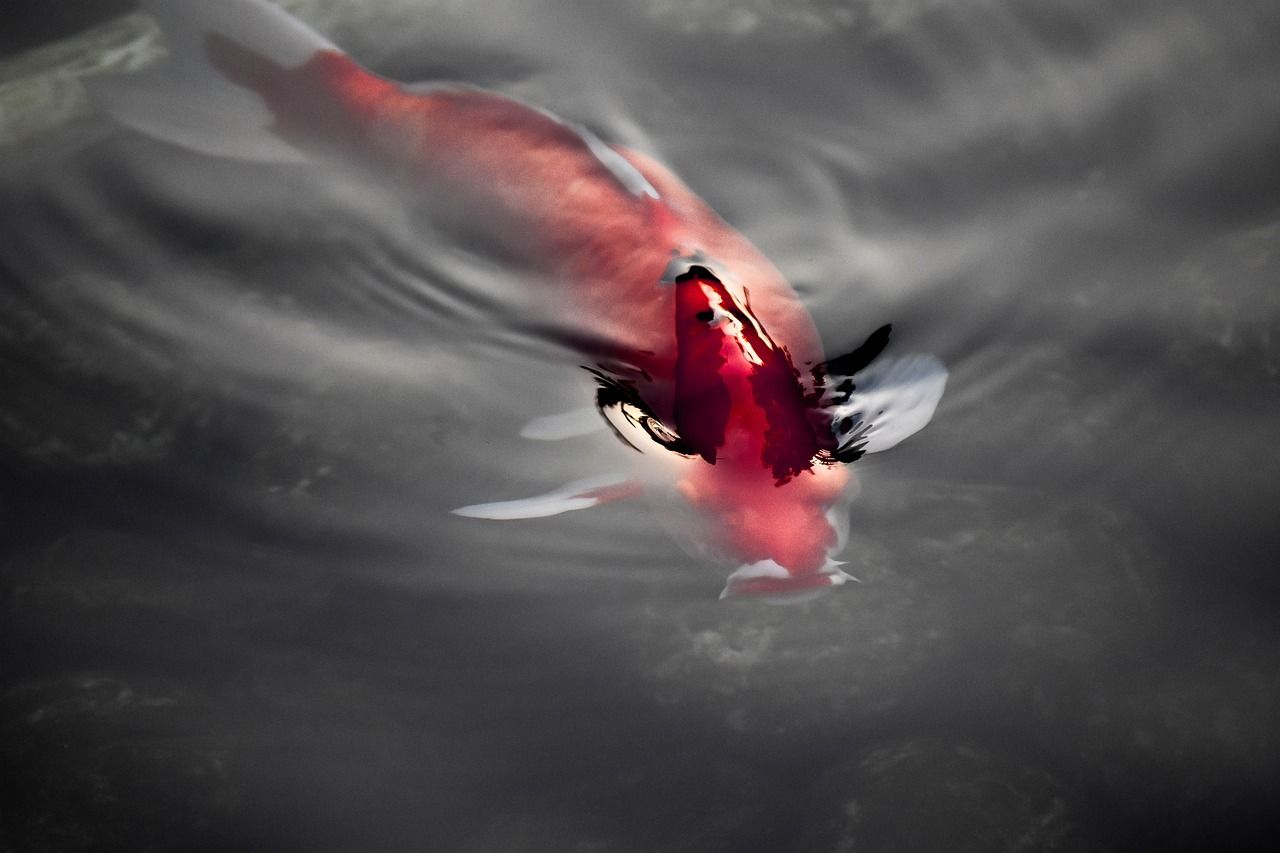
left=3, top=1, right=1279, bottom=851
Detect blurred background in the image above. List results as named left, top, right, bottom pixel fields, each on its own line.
left=2, top=1, right=1278, bottom=850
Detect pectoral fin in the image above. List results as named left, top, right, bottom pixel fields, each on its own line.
left=817, top=323, right=893, bottom=379
left=589, top=368, right=697, bottom=458
left=822, top=354, right=948, bottom=462
left=451, top=474, right=638, bottom=520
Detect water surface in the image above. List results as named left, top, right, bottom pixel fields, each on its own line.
left=2, top=1, right=1279, bottom=850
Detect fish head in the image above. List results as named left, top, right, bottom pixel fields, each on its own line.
left=664, top=265, right=855, bottom=600
left=594, top=264, right=857, bottom=600
left=671, top=265, right=820, bottom=478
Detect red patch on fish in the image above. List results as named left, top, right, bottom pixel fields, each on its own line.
left=673, top=266, right=819, bottom=483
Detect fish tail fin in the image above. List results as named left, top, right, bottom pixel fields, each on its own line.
left=87, top=0, right=342, bottom=162
left=720, top=559, right=857, bottom=604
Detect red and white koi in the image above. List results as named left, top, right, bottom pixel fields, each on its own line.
left=92, top=0, right=947, bottom=601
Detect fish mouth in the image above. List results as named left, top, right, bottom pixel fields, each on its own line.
left=719, top=558, right=855, bottom=604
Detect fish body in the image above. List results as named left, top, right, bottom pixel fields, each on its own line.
left=92, top=0, right=946, bottom=601
left=670, top=266, right=848, bottom=581
left=201, top=37, right=826, bottom=401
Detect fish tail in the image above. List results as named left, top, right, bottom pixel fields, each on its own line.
left=720, top=559, right=856, bottom=604
left=87, top=0, right=347, bottom=162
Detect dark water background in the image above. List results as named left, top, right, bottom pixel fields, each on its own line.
left=3, top=1, right=1280, bottom=850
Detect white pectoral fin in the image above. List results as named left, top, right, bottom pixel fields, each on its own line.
left=519, top=406, right=605, bottom=441
left=826, top=355, right=948, bottom=460
left=589, top=368, right=696, bottom=459
left=451, top=474, right=636, bottom=520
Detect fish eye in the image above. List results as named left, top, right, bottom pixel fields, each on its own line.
left=696, top=309, right=715, bottom=322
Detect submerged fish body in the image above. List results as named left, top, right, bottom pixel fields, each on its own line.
left=93, top=0, right=947, bottom=601
left=669, top=266, right=850, bottom=581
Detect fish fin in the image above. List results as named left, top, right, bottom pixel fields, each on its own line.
left=589, top=368, right=698, bottom=458
left=87, top=0, right=337, bottom=161
left=822, top=354, right=948, bottom=461
left=519, top=406, right=606, bottom=441
left=816, top=323, right=893, bottom=379
left=573, top=127, right=660, bottom=199
left=451, top=474, right=637, bottom=520
left=720, top=559, right=856, bottom=604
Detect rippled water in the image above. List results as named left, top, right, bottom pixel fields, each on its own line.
left=3, top=1, right=1280, bottom=850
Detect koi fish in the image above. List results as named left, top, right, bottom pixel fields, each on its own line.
left=92, top=0, right=947, bottom=601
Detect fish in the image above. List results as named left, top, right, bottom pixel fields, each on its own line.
left=90, top=0, right=948, bottom=602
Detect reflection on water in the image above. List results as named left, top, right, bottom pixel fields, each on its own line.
left=2, top=1, right=1279, bottom=850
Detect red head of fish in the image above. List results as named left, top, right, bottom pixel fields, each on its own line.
left=668, top=266, right=851, bottom=592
